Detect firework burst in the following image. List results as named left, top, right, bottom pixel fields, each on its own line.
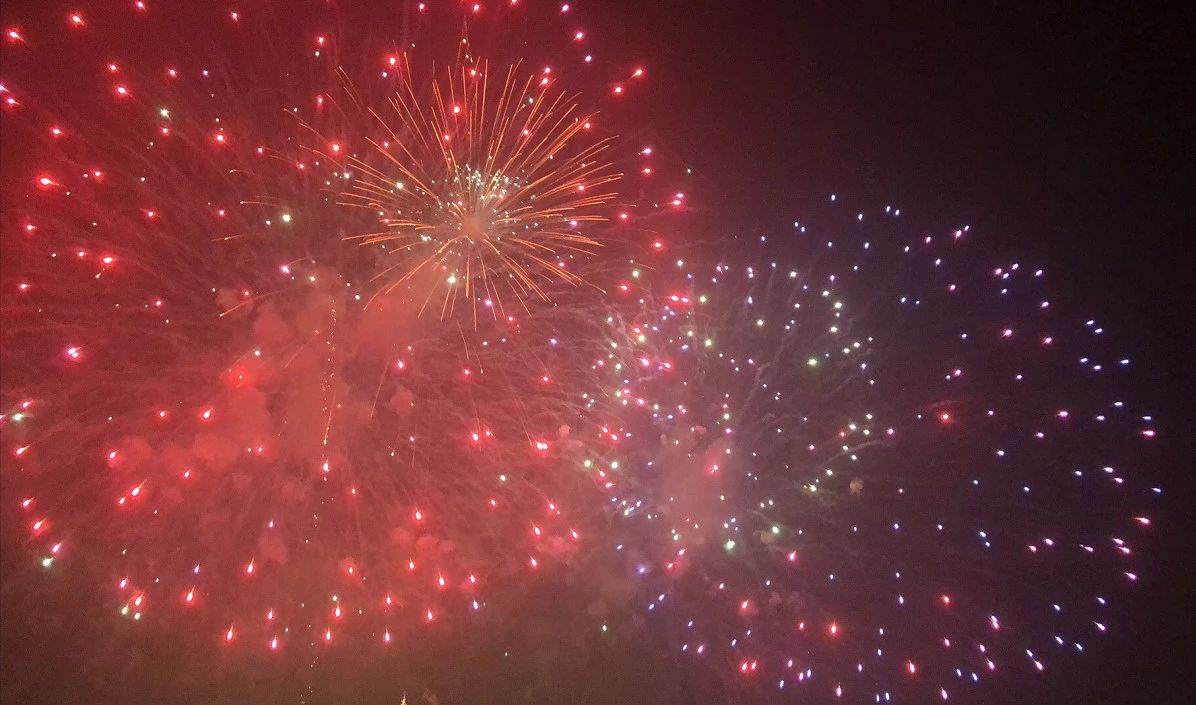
left=322, top=58, right=622, bottom=319
left=591, top=204, right=1163, bottom=702
left=0, top=0, right=668, bottom=660
left=0, top=3, right=1166, bottom=703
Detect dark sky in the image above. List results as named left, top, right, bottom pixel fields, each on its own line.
left=596, top=2, right=1196, bottom=702
left=600, top=2, right=1192, bottom=314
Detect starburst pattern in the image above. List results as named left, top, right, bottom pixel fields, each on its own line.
left=326, top=59, right=621, bottom=318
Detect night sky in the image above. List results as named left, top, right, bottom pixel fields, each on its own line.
left=2, top=1, right=1193, bottom=704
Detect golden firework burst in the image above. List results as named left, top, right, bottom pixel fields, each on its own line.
left=325, top=58, right=621, bottom=320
